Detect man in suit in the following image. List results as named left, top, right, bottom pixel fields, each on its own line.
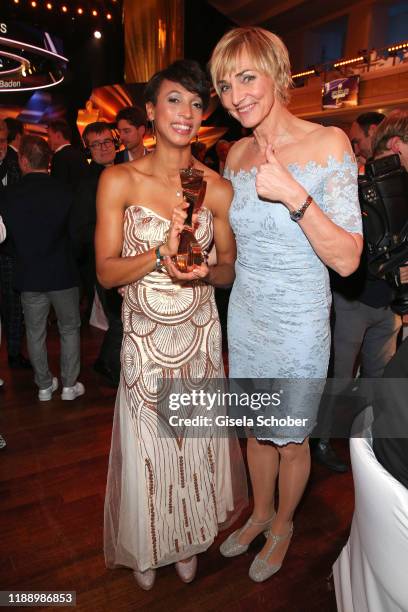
left=1, top=135, right=84, bottom=401
left=0, top=119, right=30, bottom=370
left=70, top=121, right=122, bottom=386
left=115, top=106, right=146, bottom=163
left=4, top=117, right=24, bottom=165
left=48, top=119, right=89, bottom=190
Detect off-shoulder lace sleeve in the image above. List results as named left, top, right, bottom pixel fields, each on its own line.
left=321, top=154, right=363, bottom=235
left=0, top=215, right=6, bottom=244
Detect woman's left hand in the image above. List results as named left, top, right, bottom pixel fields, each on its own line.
left=163, top=257, right=209, bottom=283
left=256, top=144, right=307, bottom=209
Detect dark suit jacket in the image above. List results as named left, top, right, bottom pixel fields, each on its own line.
left=5, top=145, right=19, bottom=166
left=114, top=148, right=130, bottom=164
left=0, top=172, right=78, bottom=292
left=373, top=337, right=408, bottom=489
left=0, top=156, right=21, bottom=256
left=70, top=160, right=104, bottom=265
left=50, top=144, right=89, bottom=191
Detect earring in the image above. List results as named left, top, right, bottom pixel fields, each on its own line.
left=150, top=119, right=156, bottom=144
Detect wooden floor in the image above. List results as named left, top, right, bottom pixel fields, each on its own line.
left=0, top=322, right=353, bottom=611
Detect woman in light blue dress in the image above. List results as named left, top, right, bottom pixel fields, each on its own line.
left=210, top=27, right=363, bottom=582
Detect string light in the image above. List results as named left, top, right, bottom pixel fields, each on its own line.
left=334, top=56, right=364, bottom=67
left=292, top=69, right=316, bottom=79
left=8, top=0, right=115, bottom=22
left=388, top=41, right=408, bottom=52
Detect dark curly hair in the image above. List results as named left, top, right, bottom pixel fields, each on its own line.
left=144, top=59, right=211, bottom=112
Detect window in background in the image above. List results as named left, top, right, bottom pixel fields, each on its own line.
left=387, top=1, right=408, bottom=45
left=303, top=16, right=348, bottom=67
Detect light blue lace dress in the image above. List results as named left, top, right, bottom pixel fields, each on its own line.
left=225, top=154, right=362, bottom=445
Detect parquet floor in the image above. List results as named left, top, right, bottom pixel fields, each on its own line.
left=0, top=322, right=353, bottom=611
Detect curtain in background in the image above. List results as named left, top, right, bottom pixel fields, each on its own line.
left=123, top=0, right=184, bottom=83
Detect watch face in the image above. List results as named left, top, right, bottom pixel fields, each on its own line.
left=290, top=210, right=302, bottom=221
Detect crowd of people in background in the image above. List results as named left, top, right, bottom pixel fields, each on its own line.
left=0, top=32, right=408, bottom=594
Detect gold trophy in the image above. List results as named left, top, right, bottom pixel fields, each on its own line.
left=172, top=167, right=206, bottom=272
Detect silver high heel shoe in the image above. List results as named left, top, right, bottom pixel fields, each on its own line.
left=248, top=523, right=293, bottom=582
left=219, top=513, right=276, bottom=558
left=133, top=568, right=156, bottom=590
left=175, top=555, right=197, bottom=583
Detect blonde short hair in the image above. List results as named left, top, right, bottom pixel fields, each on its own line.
left=373, top=110, right=408, bottom=157
left=209, top=26, right=293, bottom=105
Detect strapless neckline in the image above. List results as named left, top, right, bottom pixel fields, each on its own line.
left=125, top=204, right=213, bottom=224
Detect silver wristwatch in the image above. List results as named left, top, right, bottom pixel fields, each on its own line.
left=289, top=195, right=313, bottom=222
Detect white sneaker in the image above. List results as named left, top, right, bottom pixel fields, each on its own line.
left=38, top=377, right=58, bottom=401
left=61, top=381, right=85, bottom=401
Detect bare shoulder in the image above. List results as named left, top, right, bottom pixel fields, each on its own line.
left=307, top=125, right=355, bottom=162
left=193, top=162, right=233, bottom=214
left=99, top=159, right=146, bottom=190
left=224, top=137, right=253, bottom=172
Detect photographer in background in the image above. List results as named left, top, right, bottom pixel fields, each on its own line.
left=371, top=110, right=408, bottom=286
left=314, top=111, right=402, bottom=472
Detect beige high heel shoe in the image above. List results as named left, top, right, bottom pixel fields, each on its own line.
left=248, top=523, right=293, bottom=582
left=133, top=568, right=156, bottom=590
left=175, top=555, right=198, bottom=583
left=219, top=513, right=276, bottom=558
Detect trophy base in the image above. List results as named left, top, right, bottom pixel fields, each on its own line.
left=172, top=231, right=204, bottom=272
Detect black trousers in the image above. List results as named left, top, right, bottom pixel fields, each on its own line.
left=0, top=254, right=24, bottom=358
left=95, top=282, right=123, bottom=384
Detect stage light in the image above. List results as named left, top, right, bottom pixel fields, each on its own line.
left=106, top=13, right=112, bottom=20
left=77, top=7, right=83, bottom=15
left=62, top=5, right=68, bottom=12
left=13, top=0, right=19, bottom=4
left=94, top=31, right=102, bottom=39
left=31, top=1, right=37, bottom=7
left=92, top=10, right=98, bottom=16
left=46, top=3, right=52, bottom=9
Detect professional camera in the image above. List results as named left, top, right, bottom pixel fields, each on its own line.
left=358, top=153, right=408, bottom=315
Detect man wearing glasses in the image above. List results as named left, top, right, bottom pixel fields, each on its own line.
left=70, top=122, right=121, bottom=386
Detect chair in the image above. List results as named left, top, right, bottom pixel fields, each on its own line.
left=333, top=409, right=408, bottom=611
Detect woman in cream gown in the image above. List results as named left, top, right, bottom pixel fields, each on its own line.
left=96, top=60, right=247, bottom=590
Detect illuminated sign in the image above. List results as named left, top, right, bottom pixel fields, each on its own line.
left=0, top=22, right=67, bottom=93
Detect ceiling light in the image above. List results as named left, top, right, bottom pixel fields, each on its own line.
left=94, top=30, right=102, bottom=39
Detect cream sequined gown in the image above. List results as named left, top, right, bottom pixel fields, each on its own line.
left=104, top=204, right=247, bottom=572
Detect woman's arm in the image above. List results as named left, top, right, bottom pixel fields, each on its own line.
left=206, top=176, right=236, bottom=287
left=256, top=128, right=363, bottom=277
left=95, top=166, right=163, bottom=288
left=95, top=166, right=197, bottom=288
left=0, top=215, right=6, bottom=244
